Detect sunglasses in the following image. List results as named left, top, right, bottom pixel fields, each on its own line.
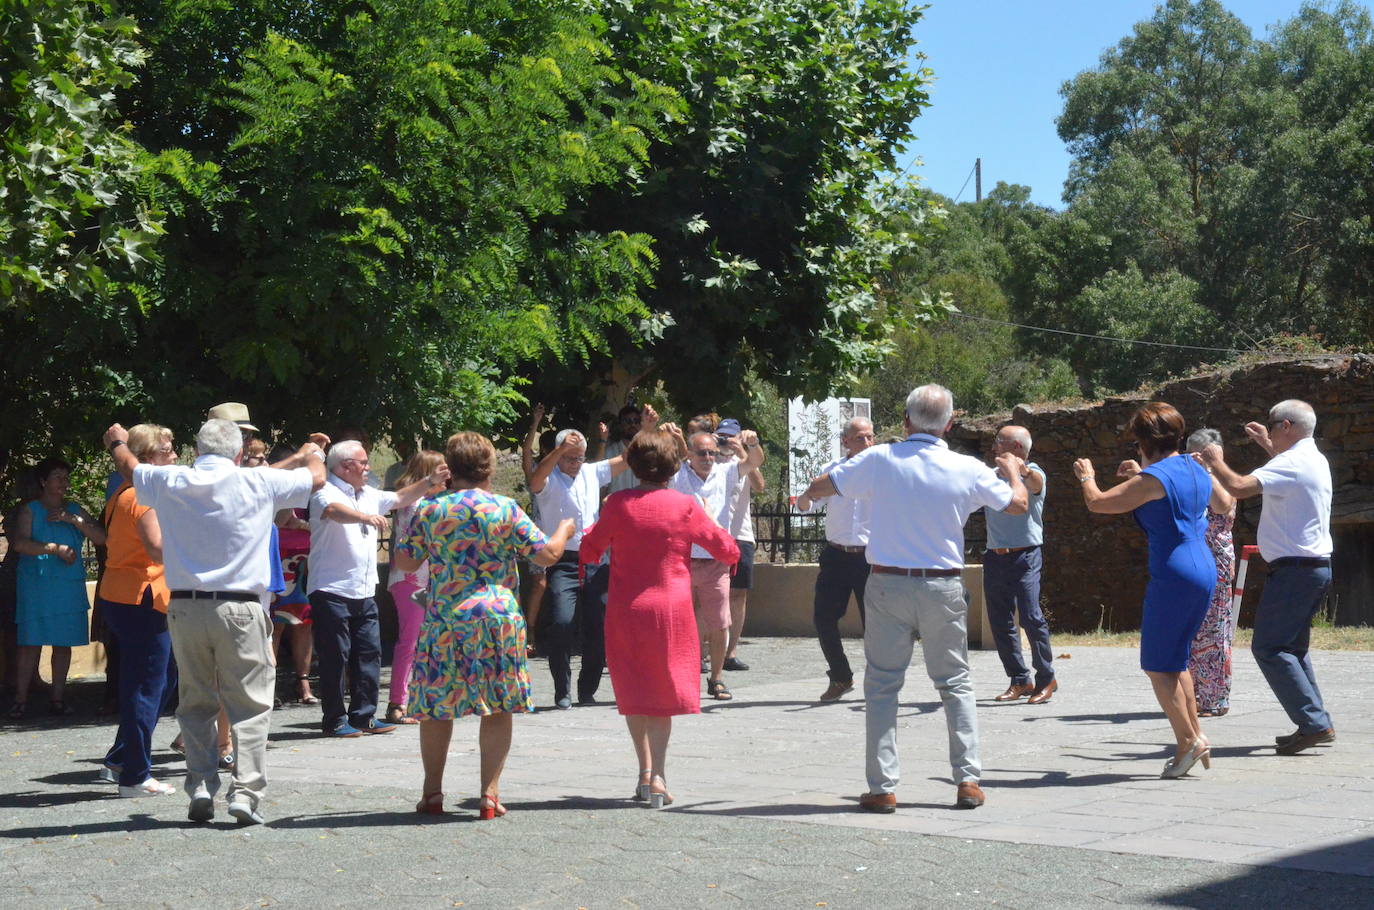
left=692, top=447, right=717, bottom=457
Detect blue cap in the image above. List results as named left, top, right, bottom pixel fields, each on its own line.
left=716, top=418, right=742, bottom=437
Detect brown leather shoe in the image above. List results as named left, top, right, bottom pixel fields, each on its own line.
left=993, top=683, right=1034, bottom=702
left=819, top=680, right=855, bottom=702
left=1275, top=727, right=1335, bottom=755
left=858, top=791, right=897, bottom=813
left=1275, top=727, right=1334, bottom=746
left=955, top=781, right=985, bottom=809
left=1026, top=679, right=1058, bottom=705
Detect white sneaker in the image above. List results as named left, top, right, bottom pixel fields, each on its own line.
left=118, top=778, right=176, bottom=798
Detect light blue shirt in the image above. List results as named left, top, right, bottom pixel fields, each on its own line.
left=984, top=463, right=1044, bottom=549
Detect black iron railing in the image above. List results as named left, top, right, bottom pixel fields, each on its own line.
left=750, top=502, right=826, bottom=564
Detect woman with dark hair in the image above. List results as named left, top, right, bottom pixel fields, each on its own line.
left=578, top=427, right=740, bottom=808
left=9, top=456, right=107, bottom=718
left=1072, top=402, right=1215, bottom=779
left=393, top=432, right=573, bottom=819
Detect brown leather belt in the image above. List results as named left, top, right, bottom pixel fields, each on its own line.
left=988, top=545, right=1038, bottom=556
left=828, top=542, right=866, bottom=554
left=870, top=565, right=962, bottom=578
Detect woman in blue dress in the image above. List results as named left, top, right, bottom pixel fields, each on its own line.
left=1073, top=403, right=1216, bottom=779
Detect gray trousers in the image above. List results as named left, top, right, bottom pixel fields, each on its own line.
left=864, top=573, right=980, bottom=793
left=167, top=598, right=275, bottom=811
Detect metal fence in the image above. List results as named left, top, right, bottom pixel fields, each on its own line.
left=751, top=502, right=827, bottom=564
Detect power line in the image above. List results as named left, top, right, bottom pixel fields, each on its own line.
left=950, top=160, right=977, bottom=203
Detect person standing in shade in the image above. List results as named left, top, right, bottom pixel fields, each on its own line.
left=804, top=386, right=1026, bottom=812
left=795, top=416, right=874, bottom=702
left=983, top=425, right=1057, bottom=705
left=1196, top=399, right=1335, bottom=755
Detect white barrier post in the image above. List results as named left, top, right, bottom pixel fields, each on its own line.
left=1231, top=544, right=1260, bottom=637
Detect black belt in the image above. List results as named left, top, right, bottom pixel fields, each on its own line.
left=987, top=545, right=1038, bottom=556
left=170, top=589, right=258, bottom=601
left=1269, top=557, right=1331, bottom=569
left=829, top=542, right=866, bottom=554
left=871, top=565, right=962, bottom=578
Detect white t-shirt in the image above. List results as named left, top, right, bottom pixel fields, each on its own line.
left=1251, top=437, right=1333, bottom=560
left=796, top=455, right=871, bottom=547
left=133, top=455, right=314, bottom=596
left=308, top=474, right=400, bottom=599
left=534, top=459, right=613, bottom=550
left=671, top=460, right=741, bottom=558
left=729, top=465, right=755, bottom=543
left=828, top=434, right=1013, bottom=570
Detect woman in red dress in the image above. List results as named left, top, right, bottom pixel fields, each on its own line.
left=579, top=427, right=739, bottom=808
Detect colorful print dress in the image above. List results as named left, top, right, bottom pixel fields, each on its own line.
left=1189, top=507, right=1236, bottom=713
left=398, top=489, right=547, bottom=718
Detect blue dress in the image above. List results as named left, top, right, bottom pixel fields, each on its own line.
left=15, top=501, right=91, bottom=647
left=1134, top=455, right=1216, bottom=672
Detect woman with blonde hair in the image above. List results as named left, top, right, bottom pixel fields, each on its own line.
left=384, top=449, right=446, bottom=725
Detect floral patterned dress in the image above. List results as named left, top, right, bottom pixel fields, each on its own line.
left=398, top=489, right=547, bottom=718
left=1189, top=506, right=1236, bottom=713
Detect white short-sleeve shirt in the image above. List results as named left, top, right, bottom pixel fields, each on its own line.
left=795, top=455, right=871, bottom=547
left=307, top=474, right=400, bottom=599
left=133, top=455, right=314, bottom=596
left=671, top=460, right=741, bottom=558
left=1250, top=437, right=1333, bottom=560
left=827, top=434, right=1013, bottom=570
left=534, top=459, right=613, bottom=550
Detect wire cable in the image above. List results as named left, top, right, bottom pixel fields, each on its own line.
left=950, top=161, right=977, bottom=203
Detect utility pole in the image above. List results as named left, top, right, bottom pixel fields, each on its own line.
left=975, top=158, right=982, bottom=202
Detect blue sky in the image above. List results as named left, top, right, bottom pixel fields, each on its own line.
left=899, top=1, right=1318, bottom=208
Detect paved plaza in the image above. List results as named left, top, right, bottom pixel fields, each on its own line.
left=3, top=637, right=1371, bottom=908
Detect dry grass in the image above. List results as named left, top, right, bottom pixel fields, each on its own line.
left=1054, top=626, right=1374, bottom=651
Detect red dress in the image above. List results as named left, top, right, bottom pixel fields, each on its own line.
left=579, top=488, right=739, bottom=716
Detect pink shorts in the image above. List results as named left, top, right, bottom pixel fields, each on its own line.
left=689, top=559, right=731, bottom=634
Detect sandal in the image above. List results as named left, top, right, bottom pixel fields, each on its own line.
left=49, top=700, right=74, bottom=716
left=477, top=794, right=507, bottom=820
left=647, top=772, right=674, bottom=809
left=296, top=675, right=320, bottom=705
left=385, top=702, right=419, bottom=725
left=7, top=702, right=26, bottom=719
left=706, top=679, right=732, bottom=701
left=415, top=792, right=444, bottom=815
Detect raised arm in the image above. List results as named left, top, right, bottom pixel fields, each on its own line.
left=530, top=430, right=584, bottom=494
left=1072, top=458, right=1164, bottom=514
left=104, top=423, right=138, bottom=484
left=994, top=453, right=1029, bottom=515
left=522, top=403, right=546, bottom=481
left=1196, top=443, right=1262, bottom=501
left=393, top=463, right=451, bottom=510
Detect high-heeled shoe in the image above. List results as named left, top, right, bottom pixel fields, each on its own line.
left=415, top=792, right=444, bottom=815
left=647, top=772, right=673, bottom=809
left=477, top=795, right=507, bottom=820
left=1160, top=738, right=1211, bottom=779
left=632, top=769, right=652, bottom=802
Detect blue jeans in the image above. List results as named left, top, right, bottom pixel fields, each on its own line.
left=539, top=553, right=608, bottom=702
left=99, top=592, right=175, bottom=787
left=1250, top=564, right=1332, bottom=733
left=309, top=591, right=381, bottom=732
left=982, top=548, right=1054, bottom=688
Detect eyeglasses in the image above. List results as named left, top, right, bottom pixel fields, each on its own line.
left=692, top=447, right=717, bottom=457
left=560, top=455, right=586, bottom=464
left=1268, top=419, right=1289, bottom=430
left=344, top=458, right=371, bottom=467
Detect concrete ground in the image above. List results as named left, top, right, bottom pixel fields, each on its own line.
left=2, top=637, right=1370, bottom=909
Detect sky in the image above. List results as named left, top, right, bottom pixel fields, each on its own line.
left=898, top=0, right=1321, bottom=208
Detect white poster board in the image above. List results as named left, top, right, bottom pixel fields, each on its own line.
left=787, top=397, right=871, bottom=500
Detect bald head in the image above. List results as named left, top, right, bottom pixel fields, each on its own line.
left=840, top=417, right=875, bottom=458
left=995, top=425, right=1032, bottom=458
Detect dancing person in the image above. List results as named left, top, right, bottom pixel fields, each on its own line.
left=983, top=425, right=1057, bottom=705
left=384, top=449, right=446, bottom=725
left=520, top=404, right=555, bottom=655
left=1184, top=429, right=1237, bottom=717
left=393, top=432, right=574, bottom=819
left=794, top=416, right=874, bottom=702
left=804, top=385, right=1026, bottom=811
left=601, top=404, right=644, bottom=496
left=1072, top=402, right=1215, bottom=779
left=1196, top=399, right=1335, bottom=755
left=104, top=419, right=326, bottom=825
left=9, top=456, right=107, bottom=718
left=579, top=428, right=740, bottom=808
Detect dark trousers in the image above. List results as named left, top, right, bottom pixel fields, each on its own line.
left=99, top=592, right=175, bottom=787
left=1251, top=564, right=1333, bottom=733
left=983, top=547, right=1054, bottom=687
left=541, top=553, right=608, bottom=701
left=309, top=591, right=381, bottom=732
left=814, top=545, right=869, bottom=683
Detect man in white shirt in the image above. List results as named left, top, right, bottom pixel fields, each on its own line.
left=308, top=439, right=449, bottom=737
left=804, top=385, right=1026, bottom=812
left=795, top=416, right=875, bottom=702
left=670, top=427, right=765, bottom=700
left=1198, top=399, right=1335, bottom=756
left=104, top=419, right=326, bottom=826
left=601, top=404, right=644, bottom=497
left=716, top=418, right=766, bottom=673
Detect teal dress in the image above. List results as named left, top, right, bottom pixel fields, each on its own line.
left=16, top=501, right=91, bottom=647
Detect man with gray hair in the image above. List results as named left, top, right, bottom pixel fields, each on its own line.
left=103, top=418, right=327, bottom=825
left=983, top=424, right=1057, bottom=705
left=804, top=384, right=1027, bottom=811
left=308, top=438, right=450, bottom=737
left=1197, top=399, right=1335, bottom=755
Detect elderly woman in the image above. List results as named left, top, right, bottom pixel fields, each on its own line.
left=1073, top=402, right=1215, bottom=779
left=1183, top=429, right=1238, bottom=717
left=394, top=432, right=573, bottom=819
left=97, top=425, right=179, bottom=795
left=579, top=428, right=740, bottom=808
left=9, top=456, right=108, bottom=718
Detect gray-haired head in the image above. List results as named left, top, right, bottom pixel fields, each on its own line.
left=326, top=439, right=365, bottom=473
left=997, top=425, right=1032, bottom=458
left=1185, top=427, right=1223, bottom=453
left=905, top=384, right=954, bottom=436
left=841, top=416, right=873, bottom=439
left=196, top=419, right=244, bottom=461
left=554, top=428, right=586, bottom=450
left=1269, top=399, right=1316, bottom=437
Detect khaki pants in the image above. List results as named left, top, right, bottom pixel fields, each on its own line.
left=167, top=598, right=275, bottom=810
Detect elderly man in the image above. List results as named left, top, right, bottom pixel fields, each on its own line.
left=796, top=416, right=875, bottom=702
left=103, top=419, right=327, bottom=825
left=669, top=424, right=765, bottom=700
left=805, top=385, right=1027, bottom=812
left=983, top=425, right=1057, bottom=704
left=717, top=418, right=766, bottom=672
left=1197, top=399, right=1335, bottom=755
left=308, top=439, right=450, bottom=737
left=601, top=404, right=644, bottom=497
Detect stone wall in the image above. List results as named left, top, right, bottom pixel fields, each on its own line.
left=949, top=355, right=1374, bottom=632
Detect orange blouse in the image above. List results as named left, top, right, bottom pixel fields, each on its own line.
left=98, top=485, right=170, bottom=612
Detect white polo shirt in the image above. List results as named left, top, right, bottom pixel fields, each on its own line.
left=729, top=468, right=755, bottom=543
left=828, top=434, right=1012, bottom=570
left=1251, top=437, right=1333, bottom=560
left=308, top=473, right=400, bottom=599
left=534, top=459, right=613, bottom=550
left=671, top=460, right=741, bottom=558
left=133, top=455, right=314, bottom=596
left=796, top=455, right=871, bottom=547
